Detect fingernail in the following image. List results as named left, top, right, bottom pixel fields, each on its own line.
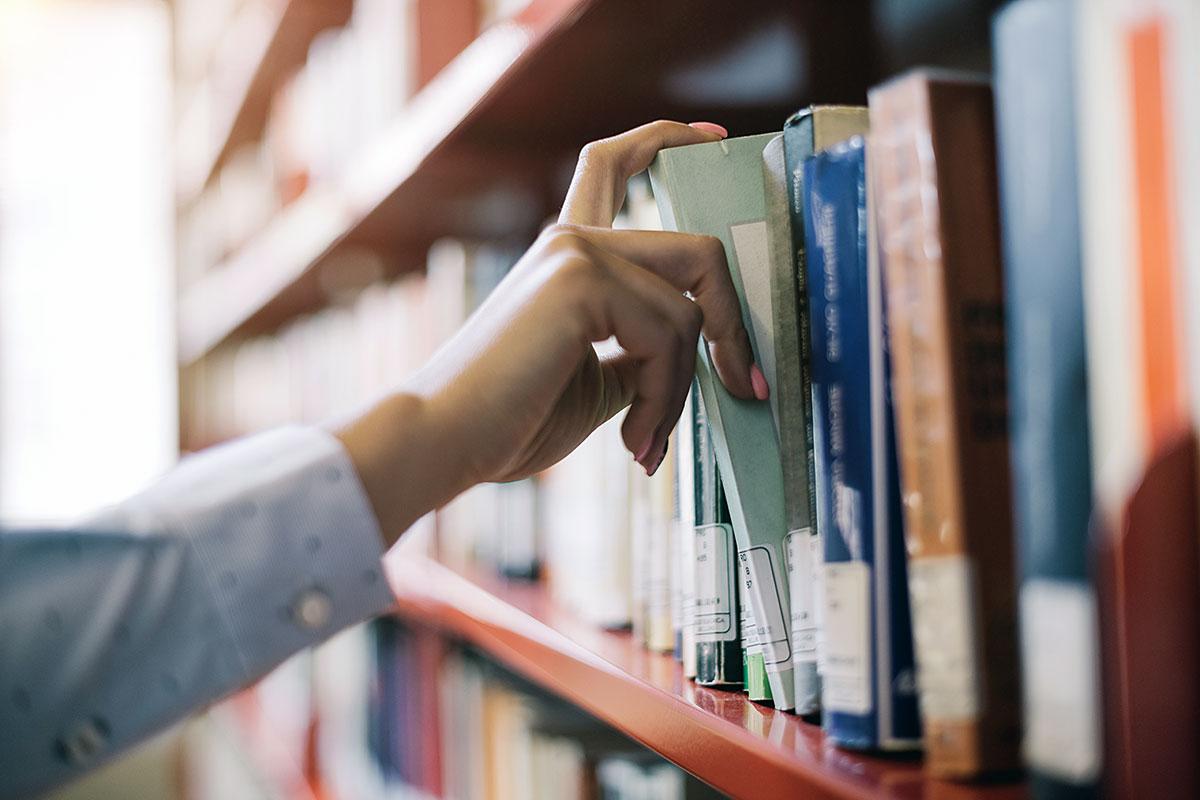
left=634, top=437, right=655, bottom=464
left=750, top=363, right=769, bottom=401
left=689, top=121, right=728, bottom=138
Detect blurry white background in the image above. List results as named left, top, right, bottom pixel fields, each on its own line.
left=0, top=0, right=177, bottom=525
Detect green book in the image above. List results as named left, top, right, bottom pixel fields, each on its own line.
left=650, top=133, right=795, bottom=711
left=762, top=133, right=821, bottom=716
left=780, top=105, right=868, bottom=712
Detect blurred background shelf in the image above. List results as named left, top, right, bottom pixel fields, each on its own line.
left=386, top=552, right=1027, bottom=800
left=176, top=0, right=1001, bottom=364
left=175, top=0, right=353, bottom=204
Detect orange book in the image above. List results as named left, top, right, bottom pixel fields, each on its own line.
left=868, top=70, right=1021, bottom=778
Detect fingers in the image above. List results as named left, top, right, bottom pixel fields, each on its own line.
left=547, top=225, right=758, bottom=401
left=545, top=235, right=701, bottom=474
left=560, top=120, right=728, bottom=228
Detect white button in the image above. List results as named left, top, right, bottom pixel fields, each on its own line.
left=58, top=718, right=107, bottom=765
left=292, top=588, right=331, bottom=630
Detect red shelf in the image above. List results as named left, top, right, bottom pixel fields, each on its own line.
left=385, top=552, right=1027, bottom=800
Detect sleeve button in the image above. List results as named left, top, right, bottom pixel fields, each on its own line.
left=55, top=717, right=109, bottom=765
left=291, top=587, right=332, bottom=630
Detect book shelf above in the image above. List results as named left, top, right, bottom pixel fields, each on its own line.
left=385, top=553, right=1027, bottom=800
left=175, top=0, right=882, bottom=364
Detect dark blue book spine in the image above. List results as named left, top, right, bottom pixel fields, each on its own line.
left=804, top=138, right=919, bottom=750
left=994, top=0, right=1100, bottom=795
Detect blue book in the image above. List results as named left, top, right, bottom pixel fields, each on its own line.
left=802, top=138, right=920, bottom=751
left=994, top=0, right=1101, bottom=795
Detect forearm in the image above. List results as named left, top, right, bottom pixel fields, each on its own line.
left=333, top=391, right=475, bottom=548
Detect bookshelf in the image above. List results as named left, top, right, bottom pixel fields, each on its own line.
left=173, top=0, right=1031, bottom=797
left=176, top=0, right=897, bottom=363
left=387, top=552, right=1026, bottom=800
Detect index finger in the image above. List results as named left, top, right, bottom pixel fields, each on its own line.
left=559, top=120, right=728, bottom=227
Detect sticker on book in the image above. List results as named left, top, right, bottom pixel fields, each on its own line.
left=1020, top=579, right=1101, bottom=782
left=785, top=528, right=818, bottom=662
left=822, top=560, right=871, bottom=714
left=693, top=523, right=736, bottom=641
left=908, top=555, right=982, bottom=721
left=739, top=545, right=792, bottom=670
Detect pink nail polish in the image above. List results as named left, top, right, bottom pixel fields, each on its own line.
left=750, top=363, right=769, bottom=401
left=634, top=437, right=654, bottom=464
left=689, top=121, right=728, bottom=138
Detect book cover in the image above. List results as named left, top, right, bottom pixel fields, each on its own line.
left=993, top=1, right=1102, bottom=795
left=869, top=69, right=1020, bottom=776
left=781, top=106, right=869, bottom=717
left=1076, top=1, right=1200, bottom=795
left=649, top=134, right=796, bottom=711
left=802, top=137, right=921, bottom=751
left=762, top=133, right=818, bottom=716
left=691, top=389, right=743, bottom=688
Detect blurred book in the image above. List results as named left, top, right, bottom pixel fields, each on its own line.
left=1076, top=1, right=1200, bottom=796
left=993, top=1, right=1102, bottom=795
left=869, top=69, right=1019, bottom=776
left=802, top=136, right=920, bottom=752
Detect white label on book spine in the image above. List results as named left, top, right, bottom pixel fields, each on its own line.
left=1021, top=579, right=1101, bottom=782
left=693, top=523, right=736, bottom=642
left=785, top=528, right=817, bottom=662
left=822, top=561, right=871, bottom=714
left=741, top=546, right=792, bottom=669
left=907, top=555, right=981, bottom=721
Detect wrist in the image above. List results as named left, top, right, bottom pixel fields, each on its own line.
left=333, top=391, right=474, bottom=548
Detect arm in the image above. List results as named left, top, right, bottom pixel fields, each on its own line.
left=0, top=120, right=758, bottom=798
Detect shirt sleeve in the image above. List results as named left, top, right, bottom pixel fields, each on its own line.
left=0, top=426, right=396, bottom=800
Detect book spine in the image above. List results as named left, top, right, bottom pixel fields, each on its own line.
left=692, top=390, right=743, bottom=688
left=803, top=142, right=879, bottom=749
left=993, top=1, right=1102, bottom=795
left=870, top=72, right=1021, bottom=776
left=1076, top=3, right=1200, bottom=796
left=677, top=387, right=699, bottom=678
left=765, top=132, right=822, bottom=716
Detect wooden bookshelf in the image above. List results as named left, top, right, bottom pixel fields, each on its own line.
left=386, top=553, right=1027, bottom=800
left=175, top=0, right=353, bottom=204
left=176, top=0, right=889, bottom=363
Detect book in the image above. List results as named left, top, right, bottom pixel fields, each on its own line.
left=1076, top=2, right=1200, bottom=796
left=674, top=389, right=698, bottom=678
left=649, top=133, right=796, bottom=712
left=802, top=136, right=921, bottom=752
left=993, top=1, right=1102, bottom=795
left=868, top=69, right=1020, bottom=776
left=779, top=106, right=869, bottom=717
left=691, top=390, right=743, bottom=688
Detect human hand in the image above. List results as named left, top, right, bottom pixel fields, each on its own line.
left=337, top=121, right=763, bottom=545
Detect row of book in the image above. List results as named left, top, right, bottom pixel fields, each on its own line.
left=176, top=0, right=525, bottom=285
left=644, top=1, right=1199, bottom=798
left=184, top=1, right=1200, bottom=796
left=367, top=619, right=723, bottom=800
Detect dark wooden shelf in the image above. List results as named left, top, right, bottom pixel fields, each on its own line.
left=385, top=552, right=1028, bottom=800
left=176, top=0, right=894, bottom=363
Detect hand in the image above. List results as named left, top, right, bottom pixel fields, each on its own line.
left=336, top=120, right=761, bottom=546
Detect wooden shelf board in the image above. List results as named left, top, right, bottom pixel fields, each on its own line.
left=177, top=0, right=896, bottom=363
left=385, top=552, right=1027, bottom=800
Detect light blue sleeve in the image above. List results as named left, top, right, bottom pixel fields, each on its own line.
left=0, top=426, right=396, bottom=799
